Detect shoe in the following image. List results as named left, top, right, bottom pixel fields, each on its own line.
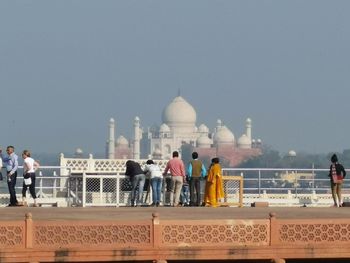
left=33, top=203, right=39, bottom=207
left=156, top=202, right=160, bottom=207
left=175, top=204, right=182, bottom=207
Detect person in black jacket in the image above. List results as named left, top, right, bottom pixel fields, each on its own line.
left=125, top=160, right=146, bottom=207
left=328, top=154, right=346, bottom=207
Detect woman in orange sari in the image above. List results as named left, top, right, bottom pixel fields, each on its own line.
left=204, top=158, right=224, bottom=207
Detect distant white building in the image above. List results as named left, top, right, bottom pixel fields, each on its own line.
left=106, top=96, right=261, bottom=166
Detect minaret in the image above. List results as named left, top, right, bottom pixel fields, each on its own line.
left=246, top=118, right=252, bottom=141
left=133, top=116, right=140, bottom=160
left=108, top=118, right=115, bottom=159
left=216, top=119, right=222, bottom=132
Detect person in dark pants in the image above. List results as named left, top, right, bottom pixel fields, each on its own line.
left=125, top=160, right=146, bottom=207
left=0, top=146, right=20, bottom=206
left=188, top=152, right=207, bottom=206
left=22, top=150, right=40, bottom=207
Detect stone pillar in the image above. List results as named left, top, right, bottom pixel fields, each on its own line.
left=25, top=213, right=33, bottom=248
left=133, top=116, right=140, bottom=160
left=108, top=118, right=115, bottom=159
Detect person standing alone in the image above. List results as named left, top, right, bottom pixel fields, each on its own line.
left=0, top=146, right=19, bottom=206
left=329, top=154, right=346, bottom=207
left=22, top=150, right=40, bottom=207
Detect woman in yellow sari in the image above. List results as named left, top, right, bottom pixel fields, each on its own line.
left=204, top=158, right=224, bottom=207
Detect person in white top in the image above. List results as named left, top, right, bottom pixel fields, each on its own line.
left=144, top=159, right=163, bottom=207
left=22, top=150, right=40, bottom=207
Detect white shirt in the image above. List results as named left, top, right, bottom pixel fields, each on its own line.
left=24, top=157, right=35, bottom=173
left=144, top=164, right=163, bottom=179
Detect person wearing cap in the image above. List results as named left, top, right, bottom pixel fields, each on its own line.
left=328, top=154, right=346, bottom=207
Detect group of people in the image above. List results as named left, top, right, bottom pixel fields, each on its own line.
left=0, top=145, right=346, bottom=208
left=0, top=146, right=39, bottom=207
left=125, top=151, right=224, bottom=207
left=125, top=151, right=348, bottom=208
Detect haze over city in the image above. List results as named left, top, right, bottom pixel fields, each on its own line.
left=1, top=1, right=349, bottom=156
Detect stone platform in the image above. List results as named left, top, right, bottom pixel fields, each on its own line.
left=0, top=206, right=350, bottom=263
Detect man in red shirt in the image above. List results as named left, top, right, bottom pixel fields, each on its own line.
left=163, top=151, right=185, bottom=207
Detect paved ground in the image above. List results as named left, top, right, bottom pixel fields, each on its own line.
left=0, top=206, right=349, bottom=221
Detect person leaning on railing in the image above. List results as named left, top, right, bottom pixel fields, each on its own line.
left=329, top=154, right=346, bottom=207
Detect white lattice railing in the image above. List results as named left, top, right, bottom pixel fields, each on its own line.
left=59, top=153, right=169, bottom=175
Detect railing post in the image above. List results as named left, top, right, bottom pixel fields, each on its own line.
left=25, top=213, right=33, bottom=249
left=269, top=212, right=278, bottom=246
left=258, top=170, right=261, bottom=197
left=82, top=172, right=86, bottom=207
left=152, top=212, right=161, bottom=248
left=116, top=173, right=120, bottom=207
left=53, top=171, right=57, bottom=198
left=38, top=171, right=43, bottom=198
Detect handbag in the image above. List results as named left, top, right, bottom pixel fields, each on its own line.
left=331, top=164, right=343, bottom=184
left=0, top=172, right=3, bottom=181
left=24, top=177, right=32, bottom=186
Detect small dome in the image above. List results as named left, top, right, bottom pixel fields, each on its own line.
left=162, top=96, right=196, bottom=126
left=288, top=150, right=297, bottom=157
left=196, top=135, right=212, bottom=148
left=116, top=136, right=129, bottom=147
left=159, top=123, right=171, bottom=133
left=246, top=118, right=252, bottom=124
left=75, top=148, right=83, bottom=155
left=198, top=124, right=209, bottom=133
left=214, top=125, right=235, bottom=145
left=238, top=134, right=251, bottom=149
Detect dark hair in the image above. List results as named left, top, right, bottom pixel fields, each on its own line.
left=172, top=151, right=179, bottom=158
left=331, top=154, right=338, bottom=163
left=192, top=152, right=198, bottom=159
left=146, top=159, right=154, bottom=165
left=211, top=157, right=220, bottom=164
left=126, top=160, right=133, bottom=166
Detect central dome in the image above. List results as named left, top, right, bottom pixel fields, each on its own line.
left=162, top=96, right=196, bottom=133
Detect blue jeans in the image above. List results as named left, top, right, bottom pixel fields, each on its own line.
left=130, top=174, right=146, bottom=206
left=151, top=177, right=162, bottom=204
left=180, top=184, right=190, bottom=205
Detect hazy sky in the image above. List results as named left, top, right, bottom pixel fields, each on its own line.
left=1, top=1, right=349, bottom=156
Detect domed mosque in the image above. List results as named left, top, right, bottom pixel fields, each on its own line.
left=106, top=96, right=262, bottom=167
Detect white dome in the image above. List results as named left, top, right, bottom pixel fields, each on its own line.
left=196, top=135, right=212, bottom=148
left=238, top=134, right=251, bottom=149
left=162, top=96, right=196, bottom=128
left=116, top=136, right=129, bottom=147
left=214, top=125, right=235, bottom=145
left=288, top=150, right=297, bottom=157
left=159, top=123, right=171, bottom=133
left=75, top=148, right=83, bottom=155
left=198, top=124, right=209, bottom=133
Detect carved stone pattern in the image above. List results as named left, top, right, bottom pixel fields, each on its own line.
left=162, top=224, right=269, bottom=246
left=279, top=223, right=350, bottom=244
left=66, top=159, right=89, bottom=171
left=0, top=226, right=24, bottom=247
left=34, top=224, right=151, bottom=247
